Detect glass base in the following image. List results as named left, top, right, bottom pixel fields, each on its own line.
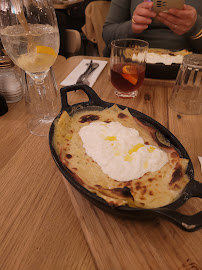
left=115, top=90, right=138, bottom=98
left=27, top=117, right=55, bottom=136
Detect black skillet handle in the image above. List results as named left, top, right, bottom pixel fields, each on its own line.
left=155, top=179, right=202, bottom=232
left=187, top=179, right=202, bottom=198
left=155, top=208, right=202, bottom=232
left=60, top=84, right=106, bottom=111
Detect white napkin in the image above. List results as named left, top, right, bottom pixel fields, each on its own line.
left=60, top=59, right=108, bottom=87
left=198, top=156, right=202, bottom=173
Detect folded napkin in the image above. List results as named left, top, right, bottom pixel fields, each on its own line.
left=198, top=156, right=202, bottom=173
left=60, top=59, right=108, bottom=87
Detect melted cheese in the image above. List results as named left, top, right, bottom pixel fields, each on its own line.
left=79, top=121, right=168, bottom=181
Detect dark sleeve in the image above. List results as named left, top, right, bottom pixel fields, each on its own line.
left=183, top=15, right=202, bottom=53
left=102, top=0, right=138, bottom=47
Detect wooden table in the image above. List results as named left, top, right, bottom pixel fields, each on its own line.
left=0, top=55, right=201, bottom=270
left=53, top=0, right=84, bottom=10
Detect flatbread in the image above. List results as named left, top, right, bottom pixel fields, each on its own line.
left=148, top=48, right=192, bottom=57
left=53, top=105, right=189, bottom=209
left=146, top=49, right=192, bottom=65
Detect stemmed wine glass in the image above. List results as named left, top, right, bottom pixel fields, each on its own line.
left=0, top=0, right=60, bottom=136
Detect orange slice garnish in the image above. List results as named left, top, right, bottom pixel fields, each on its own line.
left=122, top=65, right=136, bottom=74
left=122, top=65, right=138, bottom=85
left=36, top=46, right=57, bottom=57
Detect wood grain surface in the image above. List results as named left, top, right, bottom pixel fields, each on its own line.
left=0, top=55, right=201, bottom=270
left=0, top=56, right=96, bottom=270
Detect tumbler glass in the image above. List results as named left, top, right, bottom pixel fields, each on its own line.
left=169, top=54, right=202, bottom=115
left=22, top=67, right=60, bottom=136
left=110, top=39, right=149, bottom=98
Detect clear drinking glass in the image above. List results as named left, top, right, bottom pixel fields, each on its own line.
left=169, top=54, right=202, bottom=115
left=110, top=39, right=149, bottom=98
left=0, top=0, right=60, bottom=136
left=22, top=67, right=60, bottom=120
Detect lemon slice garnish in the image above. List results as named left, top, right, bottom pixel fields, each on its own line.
left=36, top=46, right=57, bottom=57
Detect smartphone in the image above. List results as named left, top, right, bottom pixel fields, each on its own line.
left=152, top=0, right=185, bottom=13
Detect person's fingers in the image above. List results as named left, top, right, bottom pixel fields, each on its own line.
left=156, top=15, right=187, bottom=35
left=138, top=1, right=153, bottom=9
left=169, top=7, right=197, bottom=24
left=131, top=1, right=156, bottom=34
left=135, top=8, right=156, bottom=18
left=132, top=14, right=152, bottom=25
left=134, top=2, right=156, bottom=18
left=157, top=12, right=183, bottom=25
left=157, top=4, right=197, bottom=34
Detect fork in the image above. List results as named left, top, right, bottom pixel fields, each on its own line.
left=76, top=60, right=99, bottom=85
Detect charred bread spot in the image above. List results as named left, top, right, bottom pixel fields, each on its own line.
left=174, top=184, right=180, bottom=190
left=171, top=151, right=179, bottom=159
left=72, top=167, right=78, bottom=171
left=79, top=114, right=100, bottom=123
left=66, top=154, right=72, bottom=159
left=145, top=142, right=149, bottom=145
left=104, top=120, right=111, bottom=123
left=118, top=113, right=127, bottom=119
left=141, top=186, right=147, bottom=195
left=170, top=163, right=183, bottom=185
left=117, top=182, right=123, bottom=187
left=95, top=184, right=102, bottom=188
left=149, top=191, right=154, bottom=195
left=135, top=182, right=141, bottom=190
left=110, top=187, right=133, bottom=198
left=122, top=186, right=132, bottom=197
left=148, top=178, right=154, bottom=182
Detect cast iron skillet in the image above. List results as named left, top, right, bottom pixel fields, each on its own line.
left=146, top=63, right=180, bottom=80
left=49, top=84, right=202, bottom=232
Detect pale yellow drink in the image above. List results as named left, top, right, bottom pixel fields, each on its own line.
left=1, top=24, right=59, bottom=74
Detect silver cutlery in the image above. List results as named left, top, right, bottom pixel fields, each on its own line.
left=76, top=60, right=99, bottom=85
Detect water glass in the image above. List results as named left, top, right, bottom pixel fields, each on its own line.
left=22, top=68, right=60, bottom=135
left=169, top=54, right=202, bottom=115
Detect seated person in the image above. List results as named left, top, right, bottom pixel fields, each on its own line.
left=102, top=0, right=202, bottom=57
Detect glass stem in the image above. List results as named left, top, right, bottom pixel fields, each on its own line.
left=34, top=78, right=51, bottom=120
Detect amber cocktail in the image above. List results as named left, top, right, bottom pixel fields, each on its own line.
left=110, top=39, right=149, bottom=98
